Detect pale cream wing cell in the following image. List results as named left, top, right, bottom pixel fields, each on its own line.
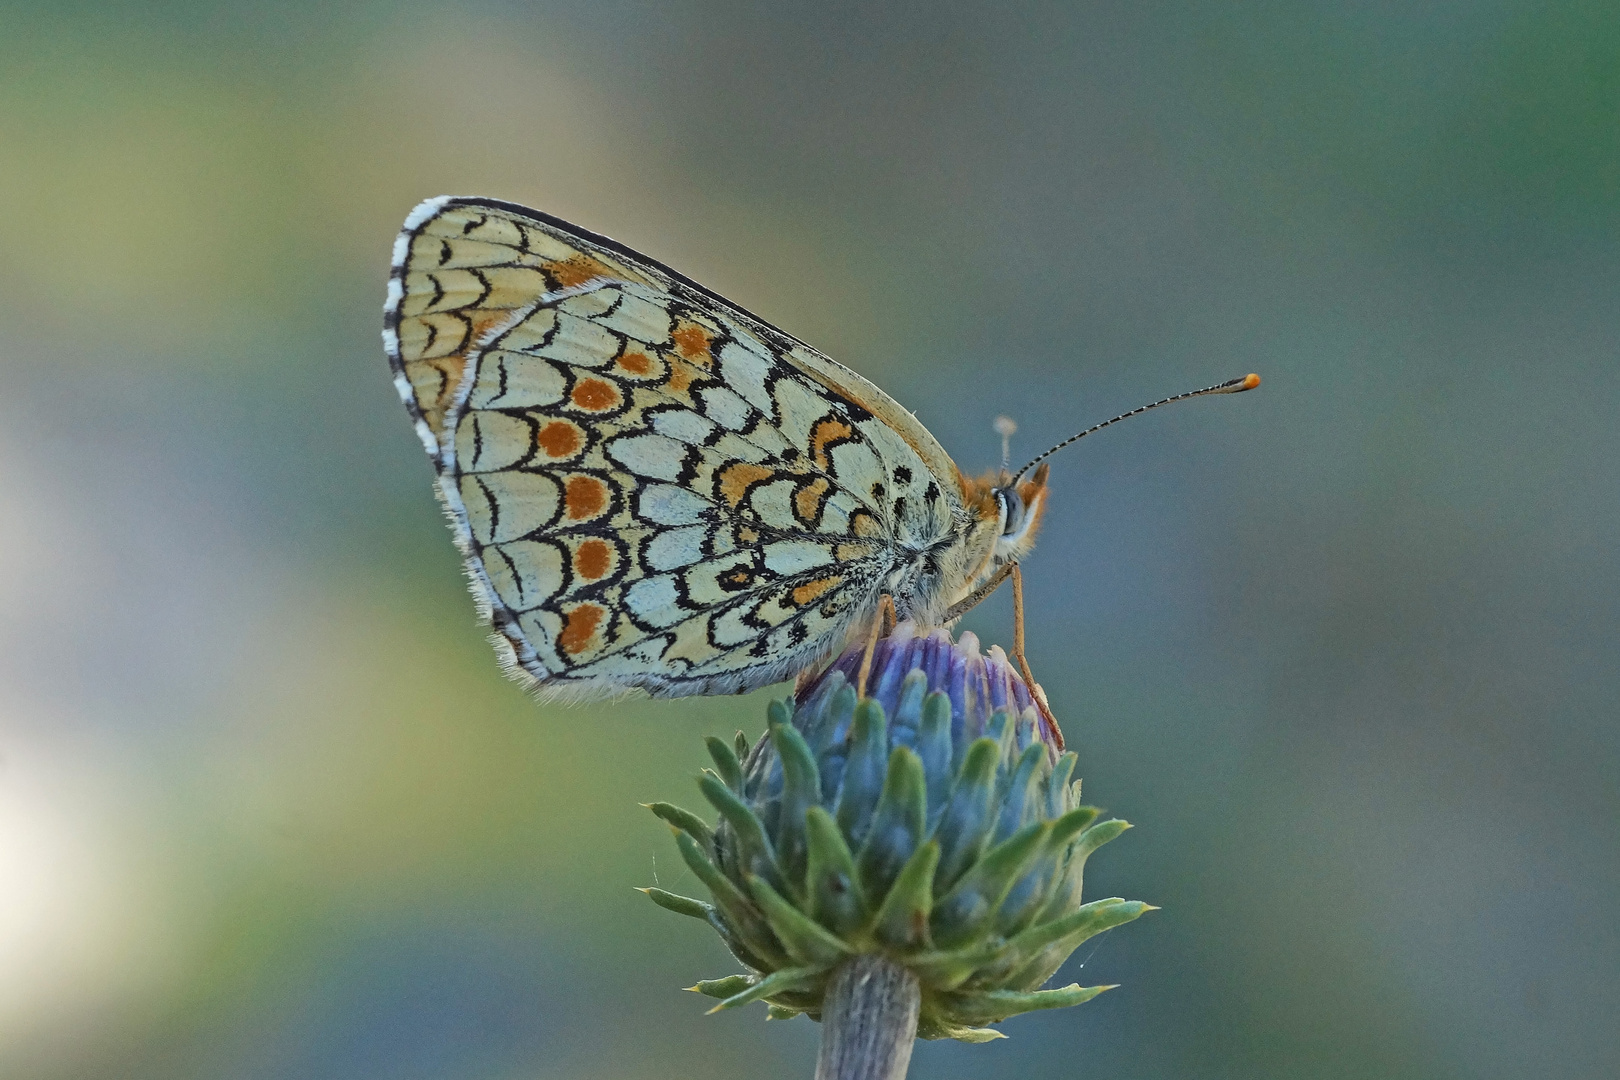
left=384, top=196, right=1020, bottom=700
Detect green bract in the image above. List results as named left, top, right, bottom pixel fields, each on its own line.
left=643, top=626, right=1151, bottom=1043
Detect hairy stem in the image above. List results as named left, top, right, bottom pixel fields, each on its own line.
left=815, top=954, right=920, bottom=1080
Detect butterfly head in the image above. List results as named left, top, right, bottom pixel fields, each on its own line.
left=960, top=461, right=1050, bottom=579
left=992, top=462, right=1049, bottom=562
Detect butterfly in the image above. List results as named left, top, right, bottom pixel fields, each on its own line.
left=383, top=196, right=1257, bottom=702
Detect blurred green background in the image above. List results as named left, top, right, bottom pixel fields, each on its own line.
left=1, top=2, right=1616, bottom=1078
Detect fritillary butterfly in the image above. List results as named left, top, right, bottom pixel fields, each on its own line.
left=383, top=196, right=1255, bottom=700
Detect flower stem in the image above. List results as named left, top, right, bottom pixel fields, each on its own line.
left=815, top=953, right=920, bottom=1080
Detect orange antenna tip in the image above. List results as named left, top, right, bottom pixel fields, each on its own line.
left=1242, top=372, right=1261, bottom=390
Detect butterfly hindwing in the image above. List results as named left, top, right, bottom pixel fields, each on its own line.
left=385, top=196, right=965, bottom=697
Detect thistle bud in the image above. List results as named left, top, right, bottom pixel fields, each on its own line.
left=643, top=624, right=1150, bottom=1043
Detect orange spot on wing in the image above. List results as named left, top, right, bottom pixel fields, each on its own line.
left=850, top=511, right=884, bottom=538
left=544, top=254, right=616, bottom=289
left=535, top=420, right=583, bottom=458
left=664, top=359, right=696, bottom=394
left=571, top=377, right=621, bottom=411
left=618, top=351, right=653, bottom=375
left=468, top=309, right=511, bottom=346
left=564, top=475, right=608, bottom=519
left=793, top=477, right=831, bottom=524
left=810, top=418, right=855, bottom=470
left=574, top=538, right=612, bottom=580
left=718, top=462, right=775, bottom=507
left=791, top=577, right=841, bottom=607
left=671, top=322, right=713, bottom=364
left=557, top=603, right=605, bottom=655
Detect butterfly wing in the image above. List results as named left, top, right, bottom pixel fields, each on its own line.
left=384, top=196, right=967, bottom=698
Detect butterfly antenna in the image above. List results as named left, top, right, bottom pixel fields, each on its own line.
left=1010, top=373, right=1260, bottom=482
left=994, top=416, right=1017, bottom=472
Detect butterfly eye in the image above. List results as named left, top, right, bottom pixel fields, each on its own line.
left=995, top=487, right=1025, bottom=538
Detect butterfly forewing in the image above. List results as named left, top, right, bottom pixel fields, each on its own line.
left=385, top=196, right=965, bottom=698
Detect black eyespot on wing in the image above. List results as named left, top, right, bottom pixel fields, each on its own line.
left=894, top=466, right=912, bottom=485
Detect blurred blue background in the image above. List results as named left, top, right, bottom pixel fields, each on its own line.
left=1, top=2, right=1616, bottom=1077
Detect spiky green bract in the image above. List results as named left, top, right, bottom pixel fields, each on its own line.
left=643, top=624, right=1150, bottom=1042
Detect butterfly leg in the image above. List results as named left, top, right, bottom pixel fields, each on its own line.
left=794, top=593, right=898, bottom=704
left=941, top=562, right=1016, bottom=624
left=856, top=594, right=897, bottom=699
left=1011, top=564, right=1065, bottom=750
